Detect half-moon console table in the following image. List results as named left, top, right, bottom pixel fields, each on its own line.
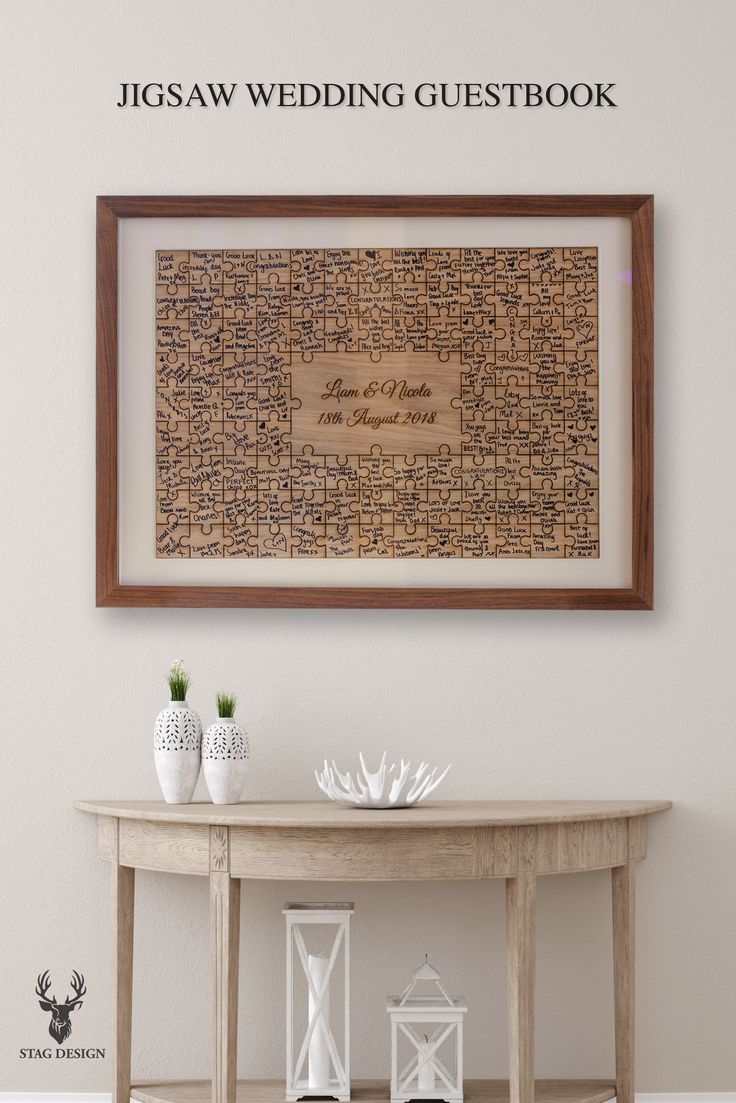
left=75, top=799, right=671, bottom=1103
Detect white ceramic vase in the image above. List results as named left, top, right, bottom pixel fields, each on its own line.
left=202, top=719, right=250, bottom=804
left=153, top=701, right=202, bottom=804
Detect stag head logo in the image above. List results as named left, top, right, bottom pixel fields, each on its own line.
left=35, top=971, right=86, bottom=1043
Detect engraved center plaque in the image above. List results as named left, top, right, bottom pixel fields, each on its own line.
left=289, top=352, right=462, bottom=455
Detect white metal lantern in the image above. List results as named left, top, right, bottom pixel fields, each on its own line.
left=387, top=957, right=466, bottom=1103
left=284, top=902, right=353, bottom=1102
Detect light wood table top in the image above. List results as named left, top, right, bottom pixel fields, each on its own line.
left=74, top=798, right=672, bottom=829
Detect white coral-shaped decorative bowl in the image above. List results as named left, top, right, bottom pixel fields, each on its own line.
left=315, top=752, right=451, bottom=809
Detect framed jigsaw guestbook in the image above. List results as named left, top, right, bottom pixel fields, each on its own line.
left=96, top=194, right=653, bottom=609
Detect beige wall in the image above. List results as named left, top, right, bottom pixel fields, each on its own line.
left=2, top=0, right=735, bottom=1091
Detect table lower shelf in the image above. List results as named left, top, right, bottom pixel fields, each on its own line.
left=130, top=1079, right=617, bottom=1103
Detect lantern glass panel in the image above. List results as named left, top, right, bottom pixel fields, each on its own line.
left=396, top=1020, right=459, bottom=1097
left=290, top=922, right=347, bottom=1082
left=284, top=903, right=353, bottom=1103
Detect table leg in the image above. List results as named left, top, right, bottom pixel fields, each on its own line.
left=506, top=872, right=536, bottom=1103
left=612, top=862, right=636, bottom=1103
left=113, top=862, right=135, bottom=1103
left=210, top=870, right=241, bottom=1103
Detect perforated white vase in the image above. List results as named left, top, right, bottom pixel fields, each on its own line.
left=153, top=701, right=202, bottom=804
left=202, top=719, right=250, bottom=804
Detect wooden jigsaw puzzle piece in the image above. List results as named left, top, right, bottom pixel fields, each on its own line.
left=157, top=488, right=191, bottom=527
left=255, top=251, right=291, bottom=285
left=324, top=487, right=360, bottom=523
left=223, top=522, right=259, bottom=557
left=393, top=487, right=425, bottom=525
left=562, top=279, right=597, bottom=316
left=563, top=351, right=598, bottom=388
left=496, top=521, right=532, bottom=558
left=526, top=248, right=567, bottom=282
left=324, top=315, right=361, bottom=352
left=216, top=489, right=259, bottom=526
left=358, top=524, right=393, bottom=557
left=566, top=522, right=599, bottom=557
left=565, top=445, right=599, bottom=490
left=155, top=417, right=190, bottom=457
left=156, top=350, right=190, bottom=388
left=357, top=487, right=394, bottom=525
left=222, top=249, right=257, bottom=284
left=461, top=480, right=497, bottom=525
left=323, top=249, right=361, bottom=285
left=358, top=446, right=394, bottom=488
left=290, top=248, right=325, bottom=285
left=427, top=315, right=462, bottom=351
left=255, top=454, right=293, bottom=491
left=531, top=489, right=565, bottom=525
left=257, top=488, right=292, bottom=525
left=529, top=351, right=565, bottom=389
left=495, top=448, right=531, bottom=492
left=529, top=452, right=570, bottom=490
left=564, top=248, right=597, bottom=282
left=256, top=350, right=292, bottom=388
left=322, top=523, right=361, bottom=557
left=529, top=410, right=566, bottom=455
left=427, top=449, right=462, bottom=488
left=182, top=524, right=226, bottom=558
left=564, top=487, right=599, bottom=525
left=157, top=450, right=190, bottom=492
left=418, top=488, right=465, bottom=525
left=291, top=488, right=327, bottom=524
left=530, top=524, right=573, bottom=557
left=156, top=281, right=190, bottom=319
left=156, top=250, right=190, bottom=287
left=458, top=247, right=495, bottom=283
left=427, top=524, right=463, bottom=557
left=391, top=315, right=428, bottom=351
left=387, top=524, right=429, bottom=558
left=391, top=454, right=429, bottom=488
left=156, top=518, right=189, bottom=558
left=454, top=524, right=500, bottom=557
left=252, top=523, right=293, bottom=558
left=452, top=454, right=498, bottom=489
left=391, top=248, right=427, bottom=283
left=496, top=490, right=533, bottom=525
left=291, top=520, right=326, bottom=558
left=426, top=248, right=461, bottom=281
left=357, top=248, right=393, bottom=284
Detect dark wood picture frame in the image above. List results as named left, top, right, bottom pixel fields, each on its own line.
left=96, top=194, right=653, bottom=609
